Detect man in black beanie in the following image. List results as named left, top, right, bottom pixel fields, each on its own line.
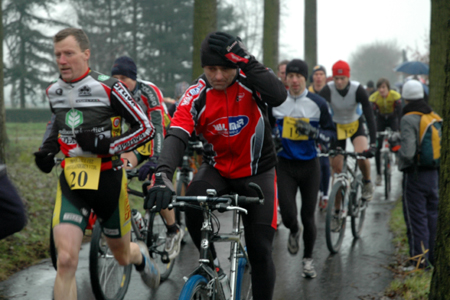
left=272, top=58, right=335, bottom=279
left=110, top=56, right=185, bottom=261
left=147, top=31, right=287, bottom=299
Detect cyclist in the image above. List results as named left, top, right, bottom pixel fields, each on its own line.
left=0, top=163, right=26, bottom=240
left=146, top=31, right=287, bottom=300
left=319, top=60, right=377, bottom=204
left=308, top=65, right=331, bottom=210
left=369, top=78, right=402, bottom=186
left=33, top=28, right=159, bottom=300
left=273, top=59, right=335, bottom=279
left=110, top=56, right=183, bottom=260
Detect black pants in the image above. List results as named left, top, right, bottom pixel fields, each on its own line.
left=185, top=164, right=277, bottom=300
left=0, top=169, right=26, bottom=240
left=277, top=157, right=320, bottom=258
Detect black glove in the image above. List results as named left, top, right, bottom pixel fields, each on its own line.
left=34, top=151, right=56, bottom=173
left=361, top=143, right=377, bottom=158
left=208, top=32, right=251, bottom=65
left=75, top=131, right=111, bottom=155
left=145, top=173, right=175, bottom=211
left=138, top=157, right=158, bottom=181
left=295, top=120, right=318, bottom=139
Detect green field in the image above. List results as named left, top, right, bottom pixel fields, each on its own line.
left=1, top=122, right=145, bottom=281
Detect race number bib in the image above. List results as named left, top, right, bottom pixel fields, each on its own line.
left=282, top=116, right=309, bottom=141
left=136, top=141, right=152, bottom=156
left=336, top=119, right=359, bottom=140
left=64, top=157, right=101, bottom=190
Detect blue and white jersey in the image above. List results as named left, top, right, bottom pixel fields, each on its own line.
left=272, top=89, right=336, bottom=160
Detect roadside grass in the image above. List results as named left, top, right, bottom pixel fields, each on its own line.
left=386, top=198, right=432, bottom=299
left=0, top=123, right=146, bottom=281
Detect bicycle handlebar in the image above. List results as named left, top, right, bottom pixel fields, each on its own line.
left=324, top=148, right=367, bottom=160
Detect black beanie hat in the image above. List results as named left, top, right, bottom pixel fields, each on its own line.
left=286, top=59, right=308, bottom=80
left=201, top=32, right=237, bottom=69
left=111, top=56, right=137, bottom=80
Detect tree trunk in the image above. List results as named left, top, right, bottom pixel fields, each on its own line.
left=19, top=26, right=25, bottom=109
left=429, top=0, right=450, bottom=298
left=0, top=3, right=7, bottom=163
left=192, top=0, right=216, bottom=80
left=428, top=0, right=449, bottom=115
left=262, top=0, right=279, bottom=71
left=304, top=0, right=317, bottom=76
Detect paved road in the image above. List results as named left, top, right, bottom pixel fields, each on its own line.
left=0, top=161, right=401, bottom=300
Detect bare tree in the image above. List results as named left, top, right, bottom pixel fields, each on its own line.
left=262, top=0, right=279, bottom=71
left=349, top=41, right=402, bottom=87
left=429, top=0, right=450, bottom=298
left=304, top=0, right=317, bottom=75
left=427, top=0, right=447, bottom=115
left=191, top=0, right=217, bottom=80
left=0, top=2, right=7, bottom=163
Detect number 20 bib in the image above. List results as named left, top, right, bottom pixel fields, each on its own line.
left=64, top=157, right=101, bottom=190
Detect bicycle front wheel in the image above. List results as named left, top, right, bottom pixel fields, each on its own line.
left=178, top=275, right=211, bottom=300
left=383, top=152, right=391, bottom=200
left=146, top=212, right=175, bottom=281
left=89, top=221, right=132, bottom=300
left=350, top=175, right=366, bottom=239
left=236, top=256, right=252, bottom=300
left=325, top=181, right=347, bottom=254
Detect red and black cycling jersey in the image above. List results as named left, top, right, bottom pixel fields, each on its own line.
left=157, top=64, right=287, bottom=180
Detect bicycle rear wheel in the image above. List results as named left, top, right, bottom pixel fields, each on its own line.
left=383, top=152, right=391, bottom=200
left=89, top=221, right=132, bottom=300
left=325, top=181, right=347, bottom=254
left=146, top=212, right=175, bottom=281
left=350, top=174, right=366, bottom=239
left=178, top=275, right=211, bottom=300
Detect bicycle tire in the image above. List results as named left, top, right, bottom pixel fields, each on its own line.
left=178, top=274, right=211, bottom=300
left=383, top=152, right=391, bottom=200
left=89, top=221, right=132, bottom=300
left=146, top=212, right=175, bottom=281
left=49, top=221, right=57, bottom=271
left=350, top=174, right=366, bottom=239
left=236, top=256, right=252, bottom=300
left=325, top=181, right=347, bottom=254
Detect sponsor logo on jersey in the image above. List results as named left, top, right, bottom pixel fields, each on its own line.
left=65, top=109, right=83, bottom=128
left=98, top=75, right=110, bottom=81
left=207, top=116, right=249, bottom=137
left=111, top=116, right=121, bottom=137
left=238, top=93, right=245, bottom=102
left=78, top=85, right=92, bottom=97
left=180, top=81, right=205, bottom=106
left=76, top=99, right=101, bottom=103
left=56, top=88, right=63, bottom=95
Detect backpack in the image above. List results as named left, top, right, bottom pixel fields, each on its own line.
left=405, top=111, right=442, bottom=167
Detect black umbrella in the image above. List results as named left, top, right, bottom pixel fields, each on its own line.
left=394, top=61, right=429, bottom=75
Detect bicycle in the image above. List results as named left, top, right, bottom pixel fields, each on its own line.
left=176, top=140, right=203, bottom=197
left=325, top=148, right=368, bottom=254
left=377, top=128, right=396, bottom=200
left=169, top=183, right=264, bottom=300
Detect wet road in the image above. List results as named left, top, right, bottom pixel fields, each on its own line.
left=0, top=162, right=401, bottom=300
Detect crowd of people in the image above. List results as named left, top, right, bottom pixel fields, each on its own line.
left=0, top=26, right=439, bottom=300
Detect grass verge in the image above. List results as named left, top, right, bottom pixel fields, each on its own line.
left=385, top=198, right=432, bottom=299
left=0, top=123, right=147, bottom=281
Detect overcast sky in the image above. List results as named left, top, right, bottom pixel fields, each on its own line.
left=279, top=0, right=430, bottom=73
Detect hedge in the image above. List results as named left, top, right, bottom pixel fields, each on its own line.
left=6, top=109, right=52, bottom=123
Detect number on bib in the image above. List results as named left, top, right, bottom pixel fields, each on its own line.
left=336, top=119, right=359, bottom=140
left=282, top=116, right=309, bottom=141
left=64, top=157, right=101, bottom=190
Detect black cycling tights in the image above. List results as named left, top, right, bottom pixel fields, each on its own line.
left=184, top=164, right=276, bottom=300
